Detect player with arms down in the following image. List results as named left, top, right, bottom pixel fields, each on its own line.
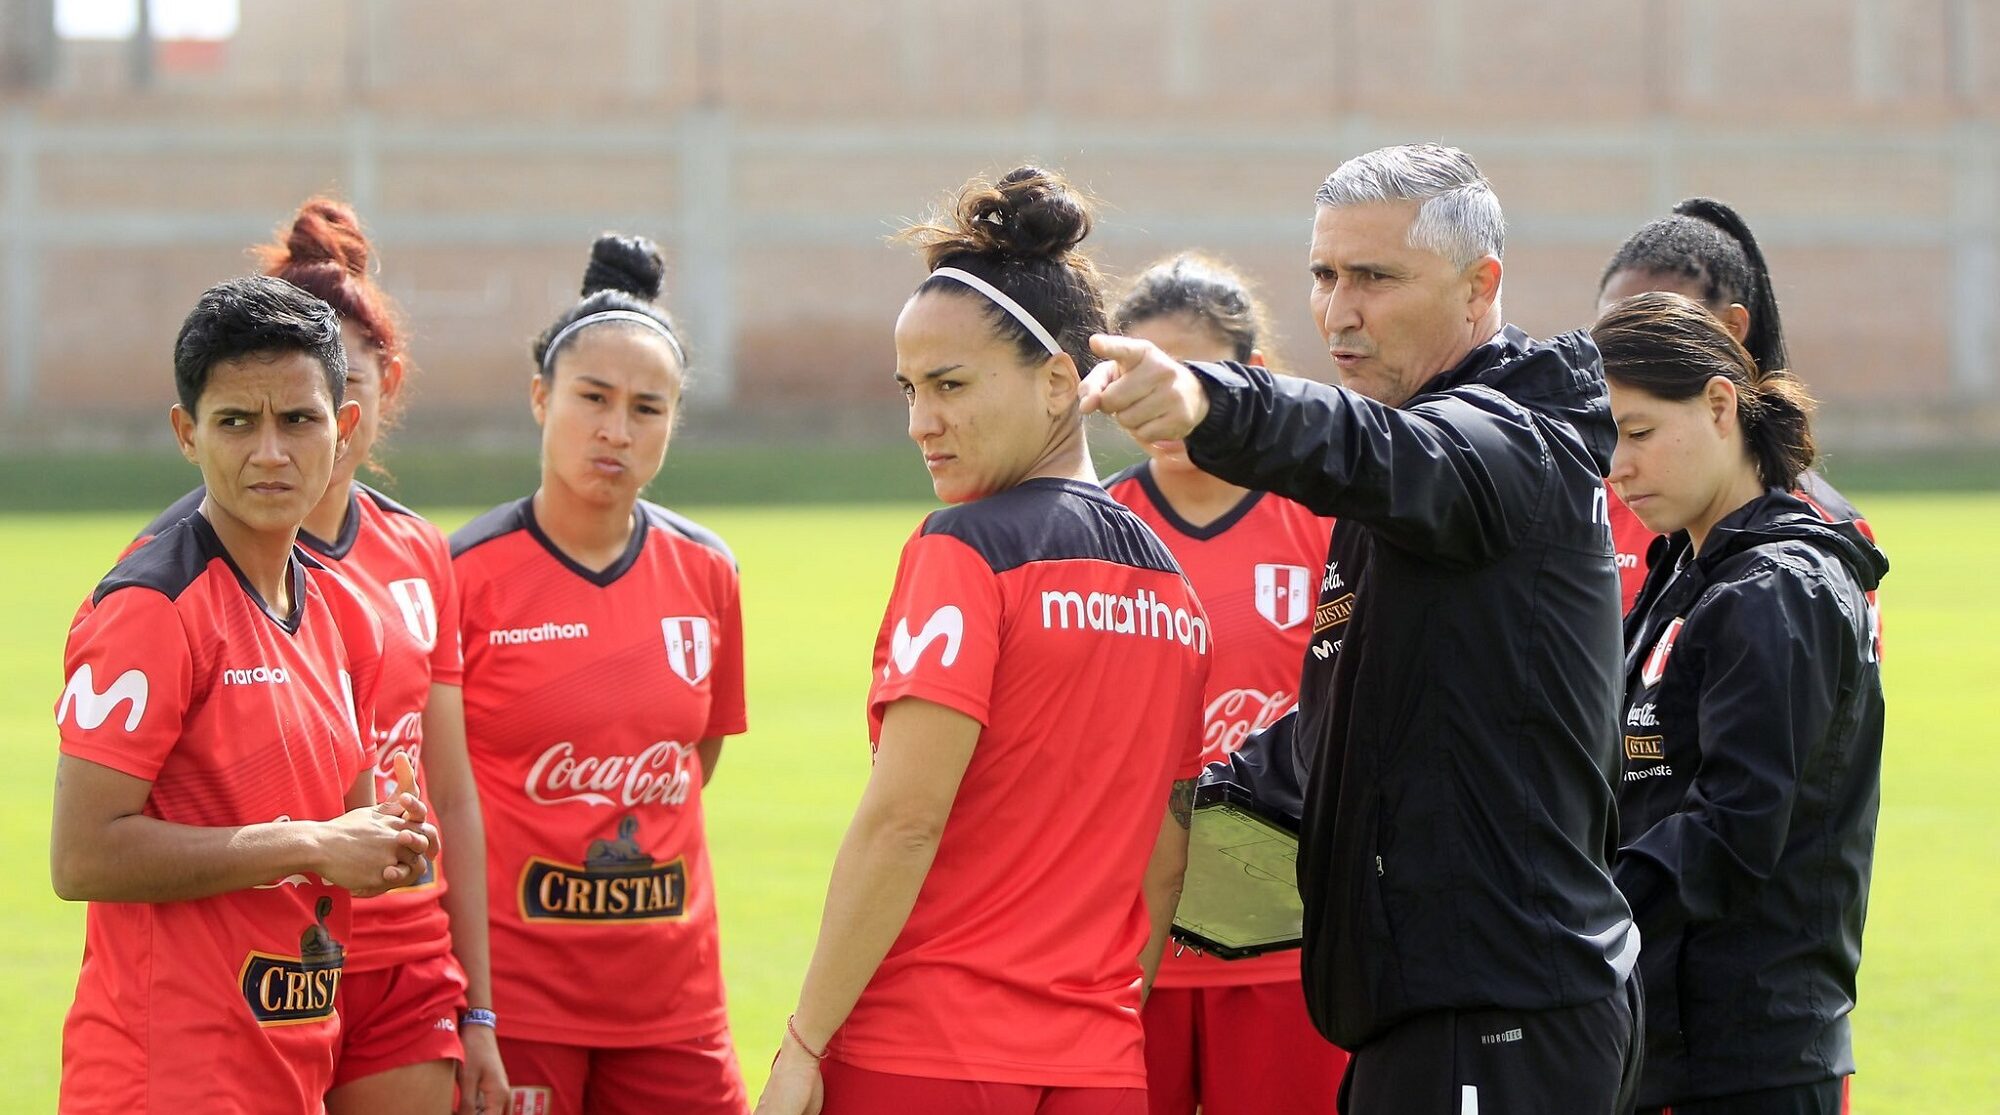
left=756, top=167, right=1210, bottom=1115
left=451, top=234, right=749, bottom=1115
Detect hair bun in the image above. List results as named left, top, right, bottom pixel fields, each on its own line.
left=958, top=166, right=1092, bottom=261
left=268, top=197, right=370, bottom=277
left=581, top=234, right=666, bottom=301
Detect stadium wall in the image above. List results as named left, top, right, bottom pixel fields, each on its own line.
left=2, top=0, right=1997, bottom=484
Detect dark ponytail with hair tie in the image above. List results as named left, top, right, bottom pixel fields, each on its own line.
left=1672, top=198, right=1789, bottom=374
left=1593, top=291, right=1817, bottom=491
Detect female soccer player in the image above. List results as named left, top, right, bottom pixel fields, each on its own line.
left=51, top=275, right=436, bottom=1114
left=1596, top=198, right=1876, bottom=614
left=755, top=167, right=1210, bottom=1115
left=1595, top=292, right=1887, bottom=1115
left=451, top=233, right=748, bottom=1115
left=134, top=199, right=508, bottom=1115
left=1102, top=254, right=1346, bottom=1115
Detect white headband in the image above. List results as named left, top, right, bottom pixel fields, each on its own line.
left=541, top=309, right=686, bottom=372
left=929, top=266, right=1064, bottom=358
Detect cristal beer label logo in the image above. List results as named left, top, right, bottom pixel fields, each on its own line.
left=520, top=816, right=687, bottom=923
left=239, top=896, right=344, bottom=1027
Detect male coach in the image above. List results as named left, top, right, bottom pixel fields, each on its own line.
left=1082, top=144, right=1640, bottom=1115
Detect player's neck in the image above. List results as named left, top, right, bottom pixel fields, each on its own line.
left=1147, top=461, right=1250, bottom=528
left=197, top=501, right=297, bottom=617
left=532, top=485, right=638, bottom=573
left=1024, top=425, right=1097, bottom=487
left=301, top=471, right=357, bottom=544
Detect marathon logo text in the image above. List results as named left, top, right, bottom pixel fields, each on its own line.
left=489, top=621, right=590, bottom=646
left=520, top=856, right=687, bottom=922
left=222, top=665, right=290, bottom=686
left=1039, top=588, right=1207, bottom=653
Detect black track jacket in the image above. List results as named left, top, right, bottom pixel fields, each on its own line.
left=1616, top=491, right=1888, bottom=1106
left=1186, top=326, right=1637, bottom=1050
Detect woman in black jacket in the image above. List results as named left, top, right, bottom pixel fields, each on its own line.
left=1593, top=292, right=1888, bottom=1115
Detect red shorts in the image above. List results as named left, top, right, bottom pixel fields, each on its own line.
left=497, top=1029, right=746, bottom=1115
left=332, top=949, right=469, bottom=1088
left=1141, top=980, right=1348, bottom=1115
left=820, top=1061, right=1146, bottom=1115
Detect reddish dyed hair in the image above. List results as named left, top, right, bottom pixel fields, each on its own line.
left=254, top=196, right=406, bottom=365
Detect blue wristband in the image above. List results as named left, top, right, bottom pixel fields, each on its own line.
left=461, top=1007, right=498, bottom=1031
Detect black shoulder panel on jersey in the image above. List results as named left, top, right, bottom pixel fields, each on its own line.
left=449, top=498, right=533, bottom=558
left=641, top=501, right=737, bottom=567
left=93, top=512, right=218, bottom=604
left=134, top=485, right=207, bottom=543
left=1102, top=462, right=1148, bottom=489
left=359, top=483, right=421, bottom=520
left=920, top=477, right=1181, bottom=575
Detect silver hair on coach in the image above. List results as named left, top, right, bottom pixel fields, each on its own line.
left=1314, top=143, right=1506, bottom=269
left=539, top=309, right=687, bottom=374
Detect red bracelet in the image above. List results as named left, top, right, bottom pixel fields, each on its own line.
left=786, top=1014, right=829, bottom=1062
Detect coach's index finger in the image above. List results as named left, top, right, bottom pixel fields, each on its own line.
left=1078, top=358, right=1121, bottom=414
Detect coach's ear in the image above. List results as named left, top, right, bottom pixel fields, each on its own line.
left=529, top=373, right=549, bottom=428
left=169, top=404, right=199, bottom=465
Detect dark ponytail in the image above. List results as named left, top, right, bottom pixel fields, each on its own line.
left=1592, top=291, right=1816, bottom=491
left=896, top=166, right=1108, bottom=374
left=1600, top=198, right=1789, bottom=374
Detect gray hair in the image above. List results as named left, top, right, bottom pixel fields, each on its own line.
left=1314, top=143, right=1505, bottom=268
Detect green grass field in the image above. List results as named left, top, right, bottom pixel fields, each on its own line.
left=2, top=497, right=1994, bottom=1111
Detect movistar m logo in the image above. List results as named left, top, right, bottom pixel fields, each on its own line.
left=57, top=664, right=149, bottom=732
left=888, top=606, right=963, bottom=677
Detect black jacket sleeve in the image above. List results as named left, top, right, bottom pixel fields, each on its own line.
left=1199, top=711, right=1306, bottom=825
left=1614, top=556, right=1857, bottom=937
left=1182, top=361, right=1549, bottom=568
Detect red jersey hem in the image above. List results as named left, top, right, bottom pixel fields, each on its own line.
left=342, top=932, right=455, bottom=975
left=828, top=1046, right=1146, bottom=1090
left=870, top=681, right=991, bottom=730
left=59, top=738, right=165, bottom=782
left=503, top=1003, right=730, bottom=1049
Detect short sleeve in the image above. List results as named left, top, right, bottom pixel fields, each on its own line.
left=424, top=532, right=465, bottom=686
left=867, top=530, right=1003, bottom=739
left=56, top=588, right=195, bottom=781
left=703, top=558, right=748, bottom=739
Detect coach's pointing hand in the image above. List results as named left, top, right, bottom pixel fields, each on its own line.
left=1079, top=333, right=1211, bottom=444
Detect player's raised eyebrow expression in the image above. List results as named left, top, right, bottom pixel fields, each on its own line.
left=575, top=373, right=668, bottom=403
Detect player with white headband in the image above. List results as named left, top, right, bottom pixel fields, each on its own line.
left=450, top=232, right=752, bottom=1115
left=756, top=165, right=1209, bottom=1115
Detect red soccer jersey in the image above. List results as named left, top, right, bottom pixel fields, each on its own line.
left=450, top=498, right=746, bottom=1048
left=57, top=512, right=381, bottom=1115
left=1106, top=465, right=1334, bottom=989
left=838, top=478, right=1211, bottom=1089
left=1606, top=484, right=1656, bottom=614
left=141, top=484, right=464, bottom=972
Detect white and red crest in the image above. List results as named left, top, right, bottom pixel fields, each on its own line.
left=386, top=577, right=438, bottom=650
left=1254, top=563, right=1311, bottom=631
left=1640, top=617, right=1685, bottom=689
left=661, top=616, right=713, bottom=686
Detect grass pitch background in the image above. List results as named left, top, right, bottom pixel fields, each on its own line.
left=1, top=496, right=1993, bottom=1110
